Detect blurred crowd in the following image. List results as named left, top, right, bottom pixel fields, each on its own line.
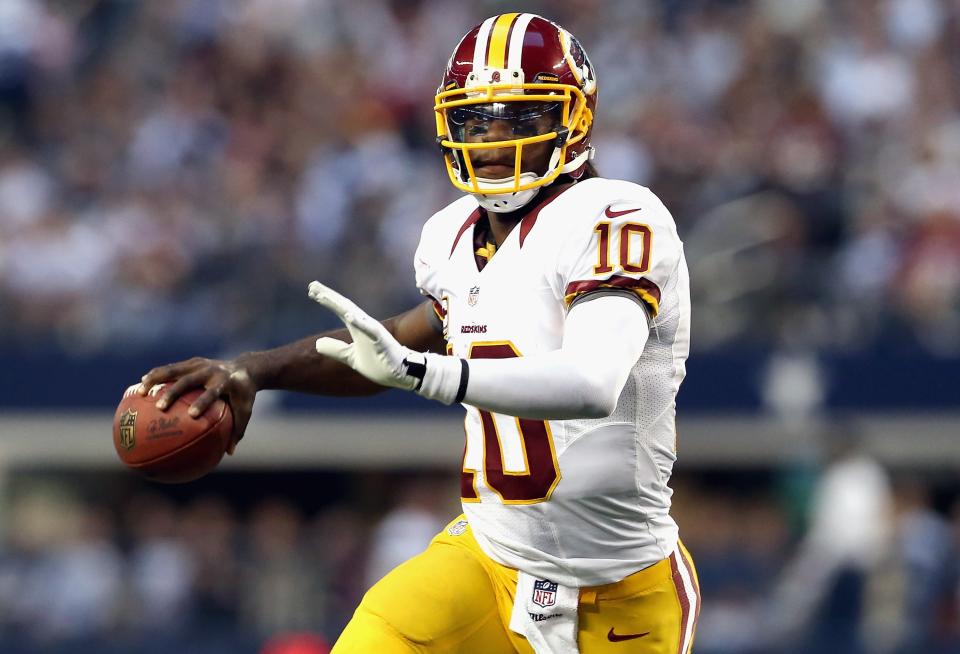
left=0, top=0, right=958, bottom=354
left=0, top=475, right=457, bottom=654
left=0, top=459, right=959, bottom=654
left=682, top=438, right=960, bottom=654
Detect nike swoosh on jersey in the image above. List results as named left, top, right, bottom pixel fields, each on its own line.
left=604, top=205, right=642, bottom=218
left=607, top=627, right=650, bottom=642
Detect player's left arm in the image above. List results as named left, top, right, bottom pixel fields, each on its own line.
left=308, top=281, right=647, bottom=419
left=459, top=293, right=649, bottom=418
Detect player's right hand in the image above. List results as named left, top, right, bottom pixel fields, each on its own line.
left=138, top=357, right=256, bottom=454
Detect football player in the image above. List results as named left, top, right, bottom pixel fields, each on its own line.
left=140, top=13, right=698, bottom=654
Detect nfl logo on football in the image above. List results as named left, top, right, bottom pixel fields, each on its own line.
left=119, top=408, right=137, bottom=450
left=532, top=579, right=558, bottom=608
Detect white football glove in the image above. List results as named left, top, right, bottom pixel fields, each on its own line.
left=308, top=281, right=467, bottom=404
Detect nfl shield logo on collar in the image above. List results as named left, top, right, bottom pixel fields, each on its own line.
left=447, top=519, right=468, bottom=536
left=467, top=286, right=480, bottom=307
left=532, top=579, right=558, bottom=608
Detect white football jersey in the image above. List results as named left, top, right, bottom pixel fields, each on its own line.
left=414, top=177, right=691, bottom=587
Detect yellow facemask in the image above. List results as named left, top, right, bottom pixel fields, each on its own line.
left=434, top=82, right=592, bottom=196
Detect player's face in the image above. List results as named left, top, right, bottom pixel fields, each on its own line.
left=450, top=102, right=560, bottom=180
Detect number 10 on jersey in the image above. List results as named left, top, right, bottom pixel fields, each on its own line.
left=461, top=342, right=561, bottom=504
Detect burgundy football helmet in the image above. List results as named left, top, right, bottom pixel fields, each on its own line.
left=435, top=13, right=598, bottom=212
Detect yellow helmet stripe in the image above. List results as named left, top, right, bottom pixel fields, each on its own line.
left=486, top=13, right=520, bottom=69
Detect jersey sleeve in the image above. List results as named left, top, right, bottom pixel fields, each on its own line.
left=555, top=188, right=682, bottom=318
left=413, top=221, right=446, bottom=322
left=415, top=197, right=479, bottom=323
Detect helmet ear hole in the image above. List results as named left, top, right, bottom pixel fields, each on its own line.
left=578, top=107, right=593, bottom=132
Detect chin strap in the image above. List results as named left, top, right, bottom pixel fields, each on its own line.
left=474, top=173, right=541, bottom=213
left=469, top=140, right=595, bottom=213
left=561, top=145, right=594, bottom=176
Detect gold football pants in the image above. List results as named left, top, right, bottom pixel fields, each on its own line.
left=332, top=516, right=699, bottom=653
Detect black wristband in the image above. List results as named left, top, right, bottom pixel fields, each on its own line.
left=402, top=355, right=427, bottom=391
left=454, top=358, right=469, bottom=404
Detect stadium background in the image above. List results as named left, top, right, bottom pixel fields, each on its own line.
left=0, top=0, right=958, bottom=652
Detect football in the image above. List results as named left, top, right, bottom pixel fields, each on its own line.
left=113, top=383, right=233, bottom=483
